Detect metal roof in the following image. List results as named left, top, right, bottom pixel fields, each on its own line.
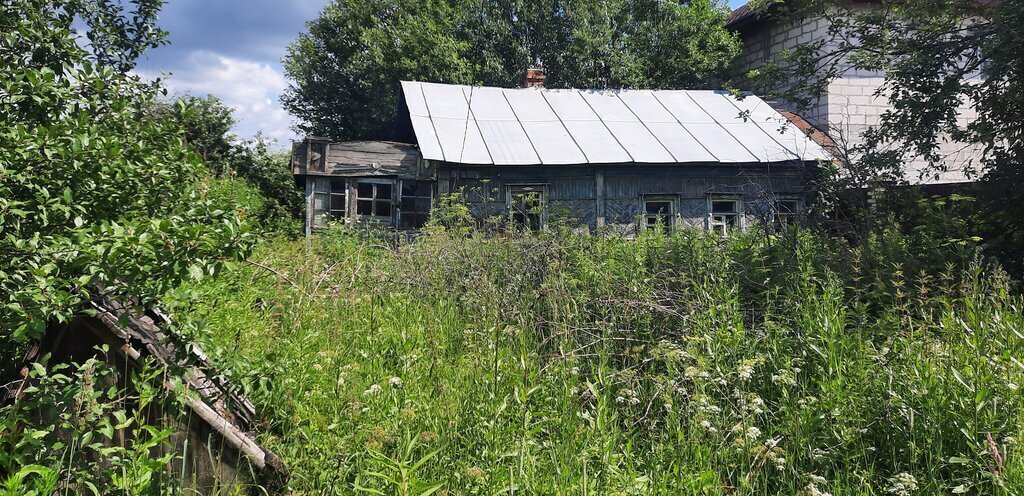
left=401, top=81, right=832, bottom=166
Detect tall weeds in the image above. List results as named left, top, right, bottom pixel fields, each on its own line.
left=171, top=223, right=1024, bottom=495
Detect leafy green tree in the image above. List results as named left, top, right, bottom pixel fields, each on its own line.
left=0, top=0, right=253, bottom=342
left=150, top=95, right=302, bottom=226
left=232, top=135, right=305, bottom=223
left=282, top=0, right=740, bottom=140
left=151, top=94, right=237, bottom=177
left=741, top=0, right=1023, bottom=272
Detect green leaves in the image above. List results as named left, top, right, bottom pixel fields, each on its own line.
left=282, top=0, right=740, bottom=140
left=0, top=1, right=254, bottom=342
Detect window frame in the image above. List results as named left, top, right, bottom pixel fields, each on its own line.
left=507, top=184, right=548, bottom=232
left=328, top=177, right=348, bottom=222
left=641, top=195, right=677, bottom=233
left=707, top=195, right=744, bottom=235
left=354, top=178, right=395, bottom=223
left=399, top=179, right=433, bottom=230
left=772, top=197, right=801, bottom=229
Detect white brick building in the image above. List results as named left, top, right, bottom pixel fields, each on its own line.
left=728, top=3, right=982, bottom=184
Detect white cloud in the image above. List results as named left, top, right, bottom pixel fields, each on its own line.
left=137, top=50, right=296, bottom=147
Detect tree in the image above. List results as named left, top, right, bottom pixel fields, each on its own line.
left=281, top=0, right=740, bottom=140
left=0, top=0, right=253, bottom=342
left=743, top=0, right=1023, bottom=271
left=152, top=94, right=237, bottom=177
left=231, top=135, right=305, bottom=223
left=153, top=95, right=303, bottom=223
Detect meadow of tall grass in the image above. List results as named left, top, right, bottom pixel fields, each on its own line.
left=164, top=220, right=1024, bottom=495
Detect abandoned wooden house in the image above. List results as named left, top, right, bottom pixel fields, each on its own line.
left=292, top=81, right=832, bottom=234
left=2, top=293, right=287, bottom=493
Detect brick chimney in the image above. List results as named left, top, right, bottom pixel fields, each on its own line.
left=521, top=66, right=545, bottom=88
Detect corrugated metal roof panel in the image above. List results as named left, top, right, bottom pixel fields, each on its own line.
left=726, top=94, right=833, bottom=161
left=645, top=122, right=719, bottom=162
left=466, top=86, right=518, bottom=121
left=652, top=91, right=718, bottom=123
left=420, top=82, right=471, bottom=119
left=604, top=121, right=675, bottom=163
left=542, top=90, right=601, bottom=121
left=429, top=117, right=491, bottom=165
left=401, top=81, right=431, bottom=117
left=615, top=90, right=678, bottom=123
left=683, top=123, right=760, bottom=163
left=521, top=121, right=588, bottom=164
left=502, top=88, right=559, bottom=122
left=399, top=81, right=830, bottom=166
left=409, top=115, right=444, bottom=161
left=476, top=120, right=539, bottom=165
left=563, top=120, right=632, bottom=164
left=579, top=90, right=639, bottom=122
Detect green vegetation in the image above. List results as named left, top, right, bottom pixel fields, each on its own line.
left=0, top=0, right=253, bottom=343
left=4, top=1, right=1024, bottom=494
left=1, top=353, right=186, bottom=494
left=167, top=221, right=1024, bottom=495
left=282, top=0, right=740, bottom=139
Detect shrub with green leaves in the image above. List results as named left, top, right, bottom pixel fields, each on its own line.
left=0, top=1, right=253, bottom=342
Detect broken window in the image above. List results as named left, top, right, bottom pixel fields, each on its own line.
left=508, top=185, right=546, bottom=232
left=643, top=196, right=675, bottom=233
left=400, top=180, right=432, bottom=229
left=311, top=178, right=331, bottom=229
left=329, top=178, right=347, bottom=221
left=355, top=180, right=393, bottom=222
left=773, top=199, right=800, bottom=229
left=708, top=197, right=742, bottom=235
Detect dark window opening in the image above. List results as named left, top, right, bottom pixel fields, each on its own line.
left=644, top=198, right=674, bottom=232
left=509, top=186, right=545, bottom=232
left=355, top=181, right=394, bottom=221
left=329, top=178, right=347, bottom=220
left=400, top=180, right=432, bottom=229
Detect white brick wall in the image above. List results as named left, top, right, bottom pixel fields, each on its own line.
left=734, top=9, right=982, bottom=184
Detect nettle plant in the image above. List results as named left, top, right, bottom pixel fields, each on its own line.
left=0, top=348, right=185, bottom=494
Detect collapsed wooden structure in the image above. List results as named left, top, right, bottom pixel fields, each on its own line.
left=3, top=293, right=287, bottom=493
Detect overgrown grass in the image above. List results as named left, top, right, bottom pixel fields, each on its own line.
left=168, top=224, right=1024, bottom=495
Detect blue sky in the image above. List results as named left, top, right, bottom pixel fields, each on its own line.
left=137, top=0, right=747, bottom=146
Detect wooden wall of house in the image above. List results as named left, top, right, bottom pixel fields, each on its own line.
left=441, top=163, right=810, bottom=231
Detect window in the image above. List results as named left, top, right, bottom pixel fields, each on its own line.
left=508, top=185, right=546, bottom=231
left=773, top=199, right=799, bottom=229
left=355, top=180, right=393, bottom=222
left=643, top=196, right=675, bottom=232
left=400, top=180, right=432, bottom=229
left=311, top=178, right=332, bottom=229
left=329, top=178, right=347, bottom=221
left=708, top=197, right=742, bottom=235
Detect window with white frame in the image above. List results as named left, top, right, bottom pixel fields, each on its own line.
left=643, top=196, right=675, bottom=233
left=773, top=199, right=800, bottom=229
left=508, top=185, right=546, bottom=232
left=708, top=196, right=742, bottom=235
left=355, top=180, right=394, bottom=222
